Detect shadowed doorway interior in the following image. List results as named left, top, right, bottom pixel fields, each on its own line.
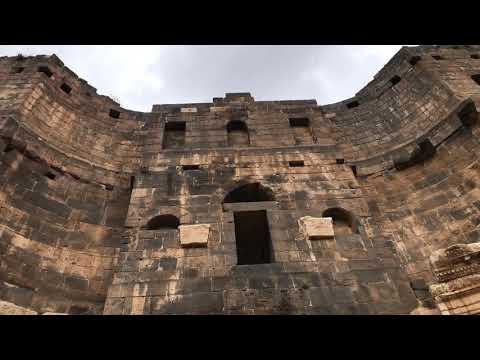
left=233, top=210, right=273, bottom=265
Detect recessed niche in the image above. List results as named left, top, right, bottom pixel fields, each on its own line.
left=182, top=165, right=200, bottom=171
left=227, top=120, right=249, bottom=147
left=390, top=75, right=401, bottom=86
left=471, top=74, right=480, bottom=86
left=12, top=67, right=25, bottom=74
left=346, top=100, right=359, bottom=109
left=350, top=165, right=358, bottom=177
left=336, top=158, right=345, bottom=164
left=60, top=83, right=72, bottom=94
left=409, top=56, right=421, bottom=66
left=109, top=109, right=120, bottom=119
left=45, top=172, right=56, bottom=180
left=289, top=117, right=310, bottom=127
left=37, top=66, right=53, bottom=78
left=163, top=121, right=186, bottom=149
left=289, top=160, right=305, bottom=167
left=471, top=54, right=480, bottom=60
left=432, top=55, right=445, bottom=61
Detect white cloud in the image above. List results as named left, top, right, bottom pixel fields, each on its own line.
left=0, top=45, right=406, bottom=111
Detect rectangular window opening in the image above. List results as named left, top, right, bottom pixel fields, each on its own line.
left=37, top=66, right=53, bottom=78
left=109, top=109, right=120, bottom=119
left=432, top=55, right=445, bottom=61
left=289, top=117, right=310, bottom=127
left=234, top=210, right=273, bottom=265
left=336, top=158, right=345, bottom=164
left=289, top=160, right=304, bottom=167
left=346, top=100, right=359, bottom=109
left=182, top=164, right=200, bottom=171
left=3, top=143, right=15, bottom=153
left=350, top=165, right=358, bottom=177
left=104, top=184, right=114, bottom=191
left=471, top=54, right=480, bottom=59
left=390, top=75, right=401, bottom=86
left=409, top=56, right=421, bottom=66
left=163, top=121, right=186, bottom=149
left=471, top=74, right=480, bottom=86
left=129, top=176, right=135, bottom=193
left=60, top=83, right=72, bottom=94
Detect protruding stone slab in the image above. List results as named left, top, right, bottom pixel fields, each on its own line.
left=298, top=216, right=334, bottom=240
left=181, top=107, right=197, bottom=113
left=179, top=224, right=210, bottom=248
left=42, top=312, right=68, bottom=315
left=0, top=300, right=37, bottom=315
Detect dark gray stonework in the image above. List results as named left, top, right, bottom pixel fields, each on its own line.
left=2, top=45, right=480, bottom=314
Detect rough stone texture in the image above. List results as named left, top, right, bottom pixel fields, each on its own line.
left=298, top=216, right=334, bottom=240
left=429, top=242, right=480, bottom=314
left=179, top=224, right=210, bottom=247
left=3, top=46, right=480, bottom=314
left=0, top=300, right=37, bottom=315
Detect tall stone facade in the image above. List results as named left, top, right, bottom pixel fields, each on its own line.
left=1, top=45, right=480, bottom=315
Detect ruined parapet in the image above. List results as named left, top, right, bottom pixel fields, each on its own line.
left=429, top=243, right=480, bottom=315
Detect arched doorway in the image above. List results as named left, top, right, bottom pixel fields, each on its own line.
left=223, top=183, right=275, bottom=265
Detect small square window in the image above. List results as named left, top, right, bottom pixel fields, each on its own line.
left=182, top=165, right=200, bottom=171
left=409, top=56, right=421, bottom=66
left=38, top=66, right=53, bottom=78
left=289, top=160, right=304, bottom=167
left=60, top=83, right=72, bottom=94
left=289, top=118, right=310, bottom=127
left=390, top=75, right=401, bottom=86
left=346, top=100, right=359, bottom=109
left=109, top=109, right=120, bottom=119
left=12, top=67, right=25, bottom=74
left=105, top=184, right=114, bottom=191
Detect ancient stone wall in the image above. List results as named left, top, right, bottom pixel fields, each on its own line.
left=2, top=46, right=480, bottom=314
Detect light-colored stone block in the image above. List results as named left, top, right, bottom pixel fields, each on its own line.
left=0, top=300, right=37, bottom=315
left=181, top=107, right=197, bottom=113
left=42, top=312, right=68, bottom=315
left=298, top=216, right=334, bottom=240
left=179, top=224, right=210, bottom=248
left=209, top=106, right=227, bottom=112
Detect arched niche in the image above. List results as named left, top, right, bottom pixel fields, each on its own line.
left=322, top=208, right=359, bottom=236
left=144, top=214, right=180, bottom=230
left=223, top=183, right=275, bottom=204
left=226, top=120, right=250, bottom=147
left=223, top=183, right=275, bottom=265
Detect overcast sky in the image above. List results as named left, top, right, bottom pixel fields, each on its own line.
left=0, top=45, right=405, bottom=112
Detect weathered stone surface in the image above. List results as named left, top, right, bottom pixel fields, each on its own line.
left=3, top=46, right=480, bottom=315
left=179, top=224, right=210, bottom=247
left=298, top=216, right=334, bottom=240
left=0, top=300, right=37, bottom=315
